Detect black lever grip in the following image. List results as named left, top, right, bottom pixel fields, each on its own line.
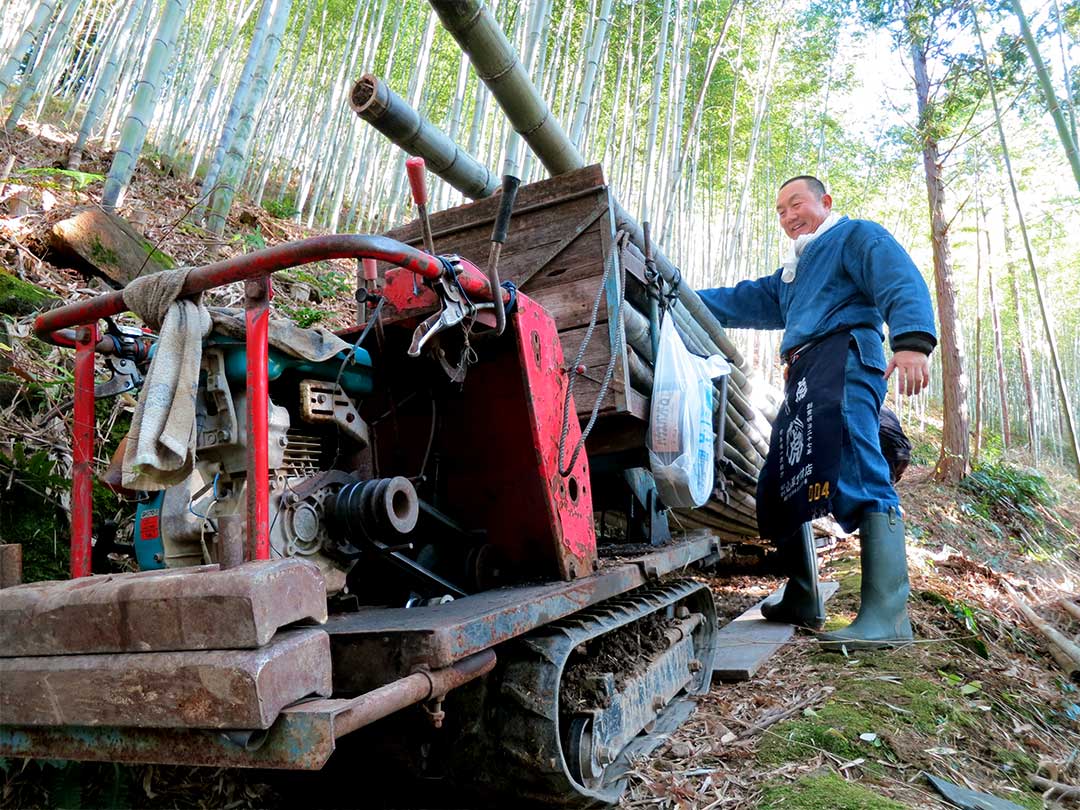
left=491, top=175, right=521, bottom=245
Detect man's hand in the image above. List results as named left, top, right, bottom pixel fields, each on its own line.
left=885, top=350, right=930, bottom=396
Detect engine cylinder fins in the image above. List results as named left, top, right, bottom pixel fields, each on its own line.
left=457, top=579, right=719, bottom=807
left=326, top=476, right=419, bottom=541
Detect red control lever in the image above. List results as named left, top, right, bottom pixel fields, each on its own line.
left=406, top=157, right=429, bottom=207
left=406, top=157, right=436, bottom=256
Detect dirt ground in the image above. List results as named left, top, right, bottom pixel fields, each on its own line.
left=3, top=121, right=1080, bottom=809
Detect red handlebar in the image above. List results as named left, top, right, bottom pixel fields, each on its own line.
left=33, top=234, right=506, bottom=345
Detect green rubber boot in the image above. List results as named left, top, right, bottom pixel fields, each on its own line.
left=818, top=511, right=913, bottom=650
left=761, top=524, right=825, bottom=629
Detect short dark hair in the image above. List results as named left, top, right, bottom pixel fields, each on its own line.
left=780, top=175, right=826, bottom=198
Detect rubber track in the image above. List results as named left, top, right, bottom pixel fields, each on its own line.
left=482, top=578, right=718, bottom=807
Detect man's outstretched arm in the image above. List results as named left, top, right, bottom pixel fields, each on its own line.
left=699, top=272, right=785, bottom=330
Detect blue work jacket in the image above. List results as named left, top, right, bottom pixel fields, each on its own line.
left=699, top=217, right=937, bottom=371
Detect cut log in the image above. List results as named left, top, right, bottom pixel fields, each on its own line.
left=50, top=206, right=175, bottom=287
left=0, top=628, right=332, bottom=729
left=0, top=559, right=327, bottom=656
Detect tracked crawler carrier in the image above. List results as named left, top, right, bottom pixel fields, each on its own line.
left=0, top=163, right=779, bottom=806
left=0, top=0, right=786, bottom=800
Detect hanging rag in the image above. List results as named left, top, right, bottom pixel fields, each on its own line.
left=781, top=211, right=842, bottom=283
left=121, top=267, right=211, bottom=491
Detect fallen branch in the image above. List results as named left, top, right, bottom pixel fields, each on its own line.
left=1059, top=598, right=1080, bottom=624
left=729, top=687, right=835, bottom=743
left=1004, top=583, right=1080, bottom=682
left=1031, top=774, right=1080, bottom=800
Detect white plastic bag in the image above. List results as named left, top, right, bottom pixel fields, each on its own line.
left=647, top=316, right=731, bottom=508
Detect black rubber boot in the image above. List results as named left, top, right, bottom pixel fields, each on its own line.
left=818, top=510, right=913, bottom=650
left=761, top=524, right=825, bottom=629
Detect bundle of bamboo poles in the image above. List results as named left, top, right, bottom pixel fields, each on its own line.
left=350, top=0, right=781, bottom=540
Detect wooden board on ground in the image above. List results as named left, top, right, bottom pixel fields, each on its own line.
left=50, top=206, right=175, bottom=286
left=712, top=581, right=840, bottom=682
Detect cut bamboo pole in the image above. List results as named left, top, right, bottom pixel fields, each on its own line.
left=1059, top=599, right=1080, bottom=623
left=350, top=75, right=498, bottom=199
left=1004, top=583, right=1080, bottom=681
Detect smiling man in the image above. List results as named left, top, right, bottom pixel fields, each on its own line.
left=698, top=175, right=937, bottom=649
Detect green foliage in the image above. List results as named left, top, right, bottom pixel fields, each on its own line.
left=919, top=591, right=991, bottom=658
left=239, top=227, right=267, bottom=252
left=261, top=198, right=299, bottom=218
left=960, top=461, right=1056, bottom=524
left=278, top=304, right=327, bottom=328
left=14, top=166, right=105, bottom=191
left=279, top=264, right=351, bottom=300
left=0, top=444, right=71, bottom=582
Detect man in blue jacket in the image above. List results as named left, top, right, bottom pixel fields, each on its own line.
left=699, top=176, right=936, bottom=648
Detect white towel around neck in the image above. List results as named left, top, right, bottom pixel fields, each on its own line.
left=781, top=211, right=843, bottom=283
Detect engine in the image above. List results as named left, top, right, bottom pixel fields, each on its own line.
left=133, top=335, right=418, bottom=595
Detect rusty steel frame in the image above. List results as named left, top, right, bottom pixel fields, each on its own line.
left=327, top=533, right=719, bottom=691
left=29, top=235, right=505, bottom=575
left=0, top=650, right=495, bottom=770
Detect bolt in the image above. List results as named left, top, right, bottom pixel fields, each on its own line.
left=652, top=695, right=665, bottom=712
left=575, top=364, right=587, bottom=375
left=688, top=659, right=702, bottom=673
left=278, top=436, right=288, bottom=447
left=596, top=745, right=616, bottom=765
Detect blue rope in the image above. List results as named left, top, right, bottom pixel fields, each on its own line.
left=500, top=280, right=518, bottom=316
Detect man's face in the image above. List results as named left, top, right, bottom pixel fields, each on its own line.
left=775, top=180, right=832, bottom=240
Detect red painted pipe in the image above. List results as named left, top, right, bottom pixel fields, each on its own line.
left=71, top=324, right=97, bottom=578
left=244, top=277, right=271, bottom=561
left=33, top=235, right=506, bottom=346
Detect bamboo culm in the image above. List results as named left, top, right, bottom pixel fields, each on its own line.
left=101, top=0, right=190, bottom=210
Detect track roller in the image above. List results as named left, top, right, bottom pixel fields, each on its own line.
left=466, top=578, right=718, bottom=807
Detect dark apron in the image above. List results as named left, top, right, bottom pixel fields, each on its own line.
left=756, top=331, right=849, bottom=541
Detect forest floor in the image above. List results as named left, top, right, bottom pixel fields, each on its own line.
left=2, top=122, right=1080, bottom=810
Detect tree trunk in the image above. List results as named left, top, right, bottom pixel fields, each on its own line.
left=206, top=0, right=292, bottom=235
left=911, top=37, right=970, bottom=482
left=976, top=11, right=1080, bottom=481
left=0, top=0, right=57, bottom=100
left=973, top=207, right=983, bottom=461
left=985, top=243, right=1011, bottom=450
left=101, top=0, right=190, bottom=210
left=4, top=0, right=81, bottom=132
left=200, top=0, right=277, bottom=204
left=1010, top=0, right=1080, bottom=192
left=639, top=0, right=672, bottom=222
left=68, top=0, right=145, bottom=168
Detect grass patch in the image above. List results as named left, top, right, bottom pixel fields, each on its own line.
left=758, top=773, right=905, bottom=809
left=759, top=652, right=975, bottom=768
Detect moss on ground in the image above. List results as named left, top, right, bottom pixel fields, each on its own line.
left=758, top=773, right=905, bottom=809
left=0, top=270, right=56, bottom=315
left=759, top=651, right=974, bottom=767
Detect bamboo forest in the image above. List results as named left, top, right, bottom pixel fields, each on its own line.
left=2, top=0, right=1080, bottom=806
